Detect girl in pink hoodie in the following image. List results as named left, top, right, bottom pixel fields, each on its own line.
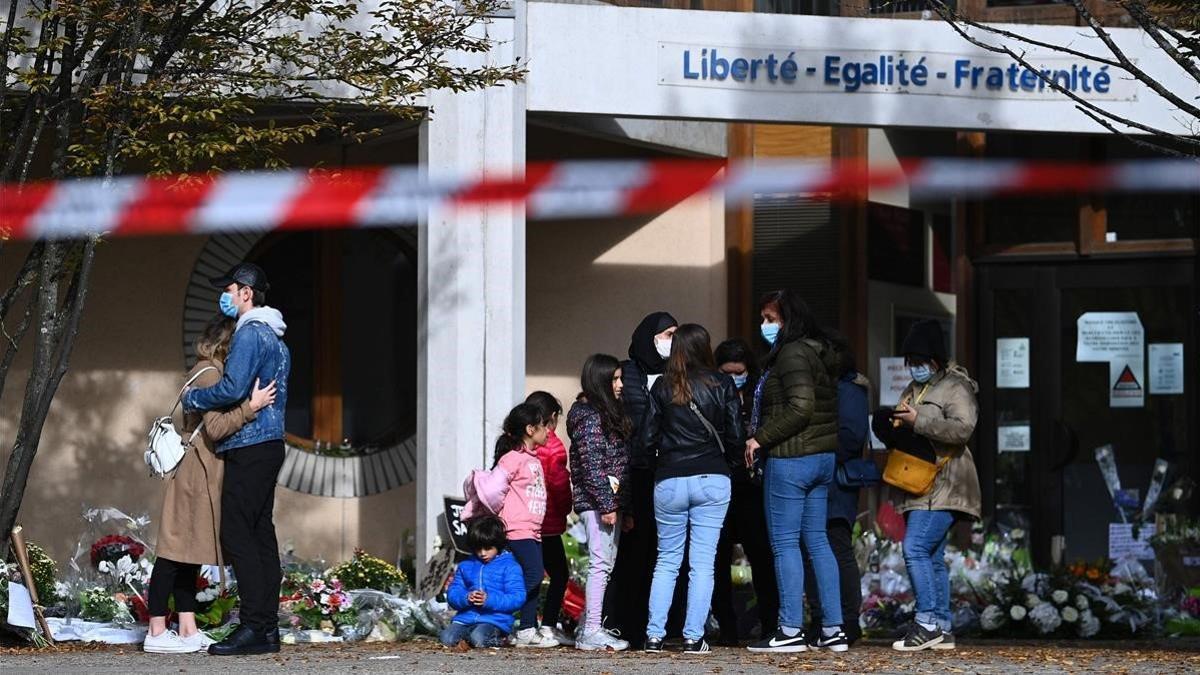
left=464, top=403, right=555, bottom=648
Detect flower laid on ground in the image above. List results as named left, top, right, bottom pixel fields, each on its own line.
left=97, top=554, right=152, bottom=590
left=1010, top=605, right=1028, bottom=621
left=90, top=534, right=146, bottom=569
left=1052, top=589, right=1070, bottom=605
left=980, top=605, right=1006, bottom=630
left=79, top=587, right=135, bottom=624
left=1030, top=602, right=1063, bottom=634
left=280, top=571, right=355, bottom=630
left=1061, top=606, right=1080, bottom=623
left=327, top=548, right=408, bottom=593
left=1079, top=609, right=1101, bottom=638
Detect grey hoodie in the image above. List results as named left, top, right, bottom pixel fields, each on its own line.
left=237, top=306, right=287, bottom=337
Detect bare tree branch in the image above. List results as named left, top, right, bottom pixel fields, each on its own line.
left=930, top=1, right=1200, bottom=151
left=1119, top=0, right=1200, bottom=84
left=1065, top=0, right=1200, bottom=120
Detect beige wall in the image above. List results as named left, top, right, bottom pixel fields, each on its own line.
left=0, top=236, right=414, bottom=566
left=0, top=148, right=728, bottom=566
left=525, top=190, right=728, bottom=435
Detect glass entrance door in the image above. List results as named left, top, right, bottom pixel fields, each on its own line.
left=977, top=259, right=1196, bottom=566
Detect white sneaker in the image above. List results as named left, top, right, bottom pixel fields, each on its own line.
left=514, top=627, right=558, bottom=648
left=180, top=631, right=215, bottom=651
left=540, top=625, right=575, bottom=647
left=575, top=627, right=629, bottom=652
left=143, top=630, right=201, bottom=654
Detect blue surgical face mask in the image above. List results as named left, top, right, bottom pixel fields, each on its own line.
left=732, top=373, right=749, bottom=390
left=760, top=322, right=781, bottom=345
left=910, top=364, right=933, bottom=384
left=219, top=292, right=239, bottom=319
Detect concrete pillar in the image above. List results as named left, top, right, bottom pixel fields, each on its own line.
left=416, top=3, right=526, bottom=574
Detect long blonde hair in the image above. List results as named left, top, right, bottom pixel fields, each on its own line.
left=195, top=315, right=236, bottom=364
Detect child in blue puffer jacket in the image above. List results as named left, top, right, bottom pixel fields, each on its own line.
left=441, top=515, right=528, bottom=648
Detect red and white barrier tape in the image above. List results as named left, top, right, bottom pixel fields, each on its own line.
left=1, top=158, right=1197, bottom=240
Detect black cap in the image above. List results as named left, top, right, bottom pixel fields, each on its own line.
left=901, top=319, right=947, bottom=364
left=210, top=262, right=270, bottom=292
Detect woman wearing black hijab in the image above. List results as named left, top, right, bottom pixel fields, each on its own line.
left=603, top=311, right=677, bottom=648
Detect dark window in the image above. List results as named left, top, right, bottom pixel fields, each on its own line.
left=868, top=202, right=924, bottom=287
left=867, top=0, right=954, bottom=14
left=932, top=214, right=953, bottom=293
left=755, top=0, right=840, bottom=14
left=753, top=196, right=839, bottom=327
left=983, top=132, right=1083, bottom=246
left=251, top=230, right=416, bottom=447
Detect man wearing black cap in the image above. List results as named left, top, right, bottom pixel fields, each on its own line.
left=184, top=262, right=291, bottom=656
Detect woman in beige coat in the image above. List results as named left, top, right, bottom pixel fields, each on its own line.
left=889, top=320, right=981, bottom=653
left=144, top=316, right=276, bottom=654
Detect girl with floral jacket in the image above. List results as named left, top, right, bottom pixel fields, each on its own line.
left=567, top=354, right=632, bottom=651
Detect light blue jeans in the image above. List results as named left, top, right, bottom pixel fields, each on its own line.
left=904, top=509, right=955, bottom=632
left=646, top=474, right=731, bottom=640
left=764, top=453, right=842, bottom=631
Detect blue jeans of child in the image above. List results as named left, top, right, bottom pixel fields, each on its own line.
left=507, top=538, right=543, bottom=631
left=440, top=621, right=506, bottom=648
left=646, top=474, right=731, bottom=641
left=904, top=509, right=955, bottom=632
left=764, top=452, right=842, bottom=631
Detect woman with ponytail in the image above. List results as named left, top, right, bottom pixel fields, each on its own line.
left=464, top=403, right=555, bottom=648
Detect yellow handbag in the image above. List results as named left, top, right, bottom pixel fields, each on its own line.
left=881, top=384, right=949, bottom=496
left=883, top=450, right=949, bottom=496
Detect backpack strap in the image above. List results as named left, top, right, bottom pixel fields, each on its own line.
left=169, top=366, right=218, bottom=419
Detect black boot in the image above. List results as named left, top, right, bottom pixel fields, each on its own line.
left=209, top=625, right=274, bottom=656
left=263, top=627, right=281, bottom=652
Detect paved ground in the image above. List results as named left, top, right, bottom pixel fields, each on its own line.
left=3, top=638, right=1200, bottom=673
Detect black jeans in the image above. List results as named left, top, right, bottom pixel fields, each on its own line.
left=712, top=478, right=779, bottom=640
left=508, top=538, right=544, bottom=630
left=148, top=558, right=199, bottom=617
left=542, top=535, right=569, bottom=628
left=803, top=519, right=862, bottom=642
left=221, top=440, right=285, bottom=633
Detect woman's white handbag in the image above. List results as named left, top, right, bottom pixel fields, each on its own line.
left=145, top=367, right=216, bottom=478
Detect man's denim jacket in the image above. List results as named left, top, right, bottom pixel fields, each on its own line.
left=184, top=321, right=291, bottom=453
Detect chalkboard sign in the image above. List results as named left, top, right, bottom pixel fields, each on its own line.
left=443, top=496, right=470, bottom=555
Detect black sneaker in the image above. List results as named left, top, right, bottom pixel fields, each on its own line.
left=931, top=631, right=955, bottom=650
left=747, top=628, right=808, bottom=653
left=813, top=628, right=851, bottom=653
left=643, top=636, right=664, bottom=653
left=681, top=638, right=711, bottom=655
left=891, top=623, right=944, bottom=652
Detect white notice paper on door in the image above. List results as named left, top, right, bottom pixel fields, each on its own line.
left=996, top=338, right=1030, bottom=389
left=1077, top=312, right=1143, bottom=362
left=1149, top=343, right=1184, bottom=395
left=879, top=357, right=909, bottom=407
left=998, top=424, right=1031, bottom=452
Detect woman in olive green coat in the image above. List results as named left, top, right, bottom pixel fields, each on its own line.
left=744, top=290, right=849, bottom=653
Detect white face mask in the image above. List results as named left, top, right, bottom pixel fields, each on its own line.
left=655, top=338, right=672, bottom=360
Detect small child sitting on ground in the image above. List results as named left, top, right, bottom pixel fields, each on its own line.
left=440, top=515, right=527, bottom=649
